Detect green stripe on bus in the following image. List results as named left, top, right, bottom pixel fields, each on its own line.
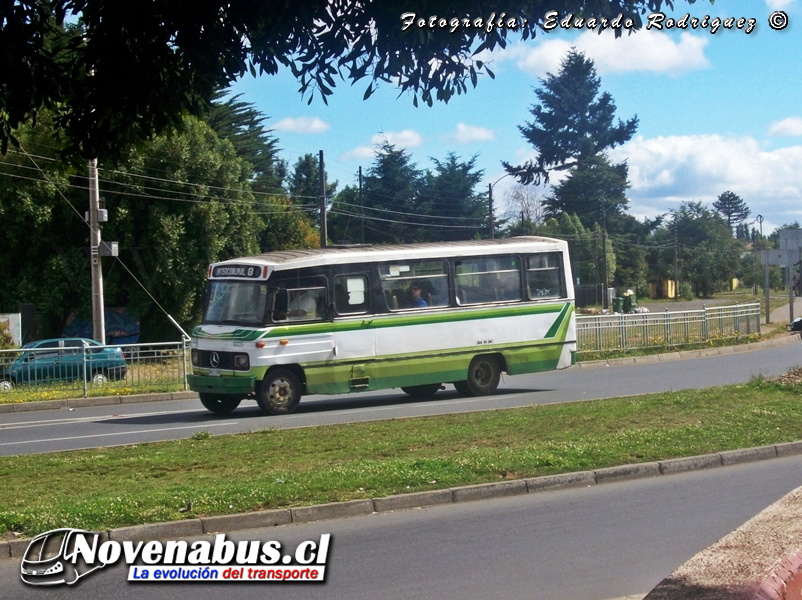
left=301, top=340, right=570, bottom=394
left=193, top=301, right=572, bottom=341
left=261, top=301, right=570, bottom=339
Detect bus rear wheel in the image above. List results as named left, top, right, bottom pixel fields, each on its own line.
left=200, top=393, right=242, bottom=414
left=458, top=356, right=501, bottom=396
left=258, top=369, right=302, bottom=415
left=401, top=383, right=442, bottom=399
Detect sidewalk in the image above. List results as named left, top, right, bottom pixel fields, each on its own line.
left=769, top=295, right=802, bottom=324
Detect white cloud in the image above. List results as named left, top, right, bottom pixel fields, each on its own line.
left=374, top=130, right=423, bottom=148
left=487, top=30, right=709, bottom=78
left=769, top=117, right=802, bottom=137
left=766, top=0, right=795, bottom=10
left=451, top=123, right=496, bottom=143
left=272, top=116, right=330, bottom=134
left=609, top=134, right=802, bottom=228
left=339, top=146, right=376, bottom=161
left=340, top=130, right=423, bottom=161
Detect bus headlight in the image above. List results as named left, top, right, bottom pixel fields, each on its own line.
left=233, top=354, right=250, bottom=370
left=191, top=349, right=199, bottom=367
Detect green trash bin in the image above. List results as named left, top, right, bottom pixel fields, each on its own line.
left=623, top=294, right=637, bottom=313
left=612, top=296, right=624, bottom=313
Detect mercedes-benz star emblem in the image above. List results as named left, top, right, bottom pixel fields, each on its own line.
left=210, top=352, right=220, bottom=368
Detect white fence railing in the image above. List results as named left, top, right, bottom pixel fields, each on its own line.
left=576, top=303, right=761, bottom=354
left=0, top=340, right=190, bottom=400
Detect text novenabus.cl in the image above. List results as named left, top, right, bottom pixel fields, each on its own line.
left=20, top=528, right=331, bottom=585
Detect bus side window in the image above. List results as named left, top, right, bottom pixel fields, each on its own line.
left=335, top=275, right=369, bottom=314
left=272, top=288, right=289, bottom=321
left=379, top=261, right=448, bottom=310
left=455, top=256, right=519, bottom=304
left=526, top=253, right=564, bottom=299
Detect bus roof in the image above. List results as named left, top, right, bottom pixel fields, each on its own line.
left=210, top=237, right=568, bottom=274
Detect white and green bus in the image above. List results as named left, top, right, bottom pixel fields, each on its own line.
left=188, top=237, right=576, bottom=414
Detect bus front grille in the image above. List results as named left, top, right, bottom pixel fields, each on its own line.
left=196, top=350, right=235, bottom=370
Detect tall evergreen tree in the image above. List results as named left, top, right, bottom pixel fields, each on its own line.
left=204, top=92, right=287, bottom=194
left=330, top=147, right=488, bottom=244
left=712, top=191, right=751, bottom=232
left=542, top=153, right=630, bottom=231
left=286, top=153, right=338, bottom=221
left=503, top=49, right=638, bottom=185
left=358, top=142, right=422, bottom=244
left=417, top=153, right=486, bottom=242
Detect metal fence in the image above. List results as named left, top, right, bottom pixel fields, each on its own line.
left=0, top=340, right=190, bottom=401
left=576, top=303, right=761, bottom=354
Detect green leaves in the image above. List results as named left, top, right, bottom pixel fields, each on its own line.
left=2, top=1, right=680, bottom=164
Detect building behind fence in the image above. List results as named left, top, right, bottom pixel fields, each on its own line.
left=576, top=303, right=761, bottom=354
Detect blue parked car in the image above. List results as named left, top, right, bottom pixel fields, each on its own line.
left=0, top=338, right=127, bottom=391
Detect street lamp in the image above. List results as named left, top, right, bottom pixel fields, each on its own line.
left=488, top=170, right=526, bottom=239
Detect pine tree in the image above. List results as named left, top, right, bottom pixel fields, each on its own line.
left=503, top=49, right=638, bottom=185
left=286, top=154, right=338, bottom=220
left=542, top=153, right=630, bottom=231
left=712, top=191, right=751, bottom=232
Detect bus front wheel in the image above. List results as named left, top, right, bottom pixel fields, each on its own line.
left=457, top=356, right=501, bottom=396
left=200, top=393, right=242, bottom=414
left=258, top=369, right=302, bottom=415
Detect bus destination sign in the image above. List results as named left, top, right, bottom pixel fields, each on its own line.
left=212, top=265, right=263, bottom=279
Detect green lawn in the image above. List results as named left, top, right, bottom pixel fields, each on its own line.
left=2, top=374, right=802, bottom=538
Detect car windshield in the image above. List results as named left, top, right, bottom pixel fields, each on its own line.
left=202, top=281, right=269, bottom=326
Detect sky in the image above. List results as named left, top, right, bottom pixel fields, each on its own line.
left=230, top=0, right=801, bottom=235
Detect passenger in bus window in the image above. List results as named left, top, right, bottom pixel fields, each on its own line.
left=408, top=284, right=428, bottom=308
left=272, top=288, right=289, bottom=321
left=287, top=290, right=317, bottom=319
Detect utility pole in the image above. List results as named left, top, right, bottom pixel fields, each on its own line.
left=88, top=159, right=106, bottom=343
left=788, top=255, right=795, bottom=323
left=593, top=232, right=599, bottom=305
left=757, top=215, right=769, bottom=324
left=319, top=150, right=327, bottom=248
left=358, top=166, right=364, bottom=244
left=601, top=201, right=609, bottom=310
left=488, top=183, right=494, bottom=239
left=602, top=226, right=609, bottom=310
left=674, top=221, right=679, bottom=300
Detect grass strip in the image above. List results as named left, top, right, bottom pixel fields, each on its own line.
left=2, top=376, right=802, bottom=538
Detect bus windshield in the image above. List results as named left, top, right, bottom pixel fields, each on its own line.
left=203, top=281, right=269, bottom=326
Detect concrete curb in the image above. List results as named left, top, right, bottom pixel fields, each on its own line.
left=0, top=390, right=199, bottom=414
left=5, top=438, right=802, bottom=561
left=752, top=549, right=802, bottom=600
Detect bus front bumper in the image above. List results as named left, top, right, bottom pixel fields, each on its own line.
left=187, top=374, right=255, bottom=395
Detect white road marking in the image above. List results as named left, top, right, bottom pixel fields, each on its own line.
left=0, top=422, right=236, bottom=446
left=0, top=408, right=205, bottom=430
